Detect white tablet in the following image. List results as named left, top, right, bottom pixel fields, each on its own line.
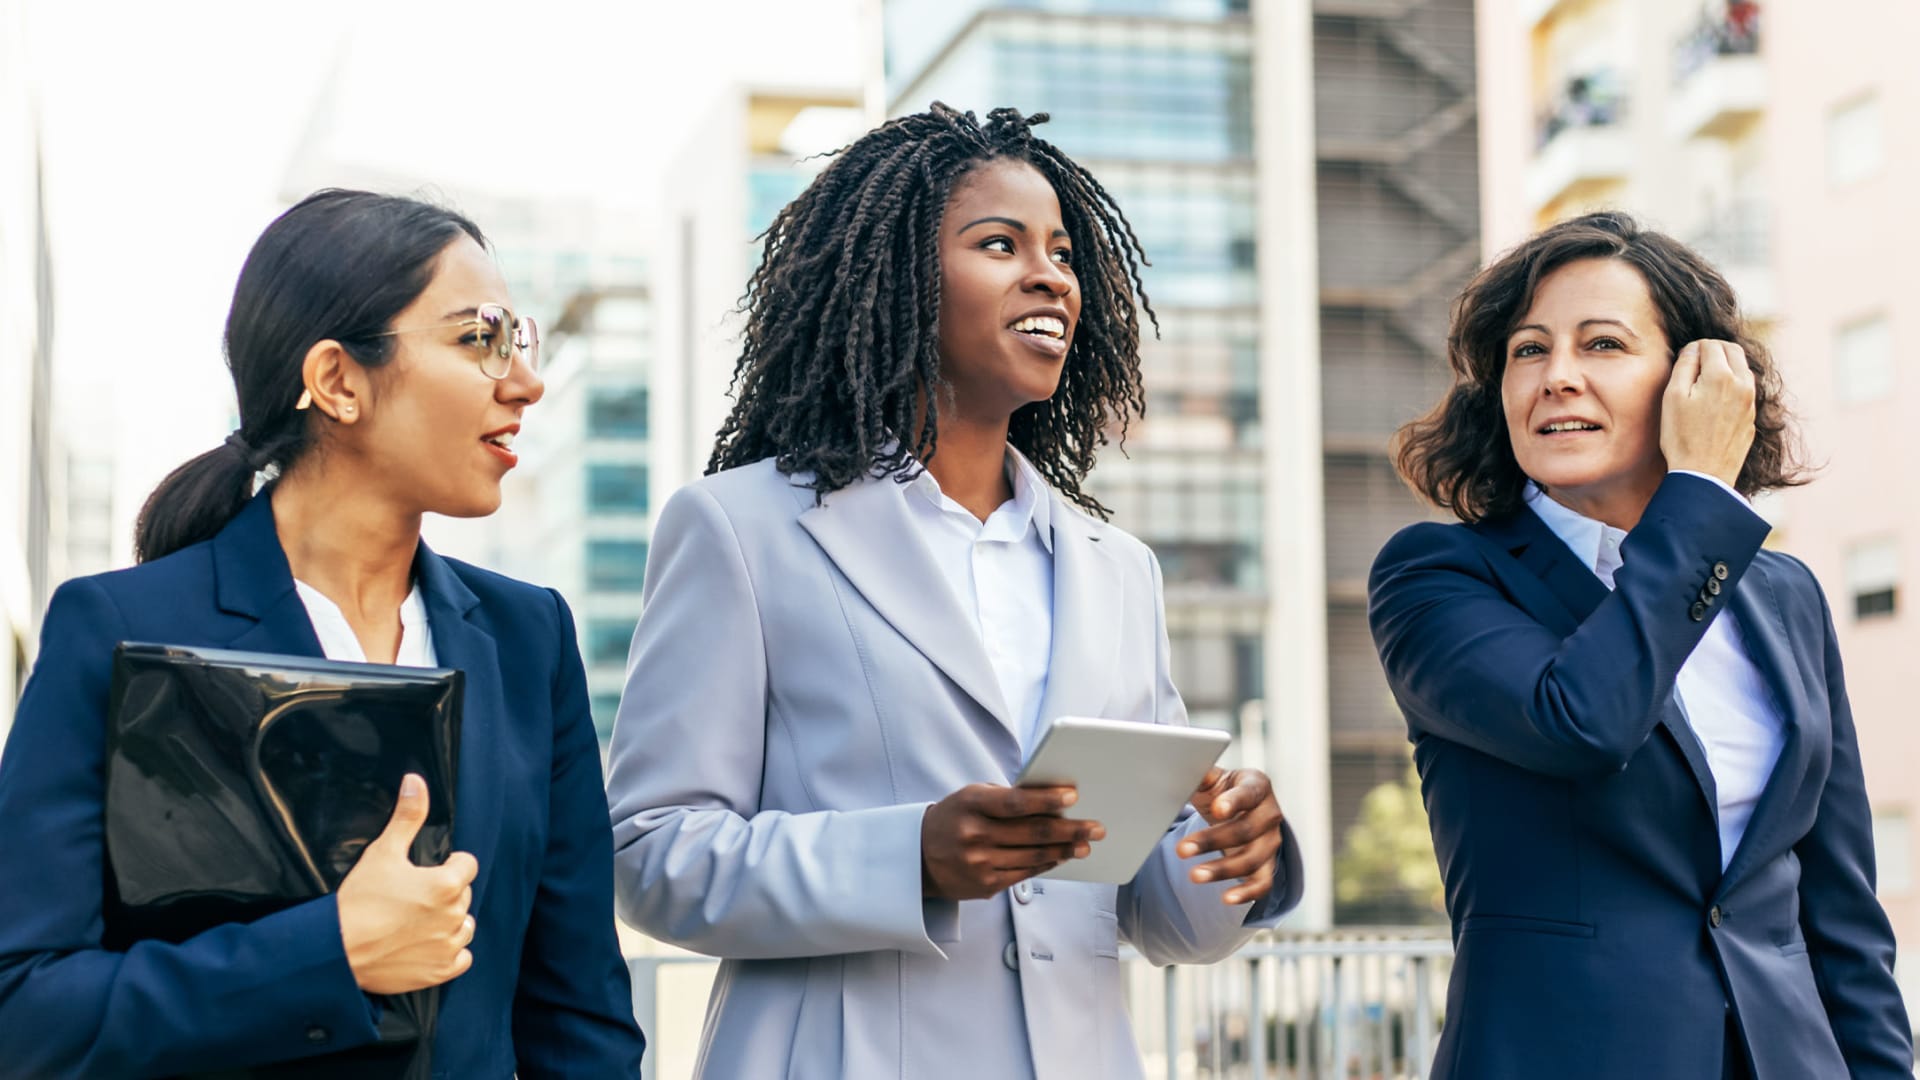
left=1013, top=716, right=1233, bottom=885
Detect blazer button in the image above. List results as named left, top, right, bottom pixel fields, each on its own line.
left=1690, top=601, right=1709, bottom=622
left=1013, top=880, right=1034, bottom=904
left=1002, top=941, right=1019, bottom=971
left=1712, top=561, right=1730, bottom=581
left=1709, top=905, right=1723, bottom=928
left=1705, top=577, right=1722, bottom=597
left=305, top=1025, right=330, bottom=1044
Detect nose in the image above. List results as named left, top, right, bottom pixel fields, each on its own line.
left=1023, top=253, right=1073, bottom=298
left=1539, top=341, right=1581, bottom=396
left=498, top=349, right=545, bottom=407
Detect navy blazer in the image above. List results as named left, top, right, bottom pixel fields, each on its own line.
left=0, top=495, right=645, bottom=1078
left=1368, top=473, right=1911, bottom=1080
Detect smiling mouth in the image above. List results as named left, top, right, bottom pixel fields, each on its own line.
left=482, top=431, right=515, bottom=450
left=1538, top=421, right=1602, bottom=435
left=1009, top=315, right=1067, bottom=340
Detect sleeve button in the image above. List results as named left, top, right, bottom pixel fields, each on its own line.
left=1712, top=562, right=1730, bottom=581
left=1705, top=577, right=1722, bottom=596
left=1690, top=601, right=1709, bottom=622
left=305, top=1025, right=331, bottom=1044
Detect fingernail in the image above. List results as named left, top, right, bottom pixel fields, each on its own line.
left=1195, top=868, right=1213, bottom=882
left=401, top=774, right=423, bottom=798
left=1060, top=790, right=1077, bottom=806
left=1075, top=844, right=1090, bottom=858
left=1090, top=826, right=1107, bottom=841
left=1178, top=842, right=1197, bottom=857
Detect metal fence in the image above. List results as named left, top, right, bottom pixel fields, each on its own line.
left=629, top=929, right=1454, bottom=1080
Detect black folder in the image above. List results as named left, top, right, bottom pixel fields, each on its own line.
left=104, top=642, right=463, bottom=1079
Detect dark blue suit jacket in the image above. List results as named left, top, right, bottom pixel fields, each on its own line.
left=0, top=495, right=645, bottom=1078
left=1369, top=474, right=1911, bottom=1079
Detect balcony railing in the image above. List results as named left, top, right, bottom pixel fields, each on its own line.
left=1673, top=2, right=1761, bottom=86
left=1534, top=70, right=1628, bottom=153
left=629, top=929, right=1455, bottom=1080
left=1669, top=4, right=1764, bottom=140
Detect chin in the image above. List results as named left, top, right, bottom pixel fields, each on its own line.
left=437, top=490, right=505, bottom=519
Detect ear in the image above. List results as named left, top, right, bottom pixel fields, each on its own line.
left=299, top=340, right=369, bottom=424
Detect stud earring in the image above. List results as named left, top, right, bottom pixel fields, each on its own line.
left=343, top=405, right=355, bottom=415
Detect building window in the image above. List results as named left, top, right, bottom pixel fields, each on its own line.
left=1874, top=808, right=1913, bottom=894
left=1846, top=537, right=1900, bottom=620
left=584, top=619, right=635, bottom=667
left=587, top=464, right=649, bottom=514
left=1835, top=315, right=1894, bottom=404
left=587, top=386, right=649, bottom=439
left=1827, top=93, right=1883, bottom=186
left=587, top=540, right=649, bottom=592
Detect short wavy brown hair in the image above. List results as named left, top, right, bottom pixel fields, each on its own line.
left=1394, top=210, right=1808, bottom=523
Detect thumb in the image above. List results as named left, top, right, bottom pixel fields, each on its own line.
left=371, top=773, right=429, bottom=858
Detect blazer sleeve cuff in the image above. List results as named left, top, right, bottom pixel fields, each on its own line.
left=241, top=895, right=385, bottom=1053
left=1668, top=469, right=1752, bottom=508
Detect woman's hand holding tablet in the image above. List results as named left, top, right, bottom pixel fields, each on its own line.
left=920, top=784, right=1107, bottom=900
left=1180, top=767, right=1288, bottom=906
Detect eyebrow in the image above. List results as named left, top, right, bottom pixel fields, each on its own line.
left=441, top=306, right=481, bottom=320
left=958, top=216, right=1069, bottom=240
left=1509, top=318, right=1640, bottom=342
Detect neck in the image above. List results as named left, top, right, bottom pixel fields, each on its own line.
left=270, top=461, right=421, bottom=619
left=922, top=413, right=1014, bottom=523
left=1541, top=470, right=1664, bottom=532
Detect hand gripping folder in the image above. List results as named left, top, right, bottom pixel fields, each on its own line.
left=104, top=642, right=462, bottom=1080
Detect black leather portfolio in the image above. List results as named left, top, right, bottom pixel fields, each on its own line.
left=104, top=642, right=463, bottom=1079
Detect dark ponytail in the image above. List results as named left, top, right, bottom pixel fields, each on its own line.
left=134, top=190, right=486, bottom=562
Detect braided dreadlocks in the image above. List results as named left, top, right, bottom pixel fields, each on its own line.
left=707, top=102, right=1157, bottom=518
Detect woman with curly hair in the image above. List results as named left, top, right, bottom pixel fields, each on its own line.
left=1370, top=211, right=1911, bottom=1079
left=605, top=104, right=1301, bottom=1079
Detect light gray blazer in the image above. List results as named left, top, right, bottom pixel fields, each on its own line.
left=605, top=457, right=1304, bottom=1080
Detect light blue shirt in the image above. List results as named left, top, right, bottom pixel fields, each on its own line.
left=1525, top=476, right=1786, bottom=869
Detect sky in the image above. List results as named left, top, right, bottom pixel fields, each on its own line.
left=24, top=0, right=869, bottom=560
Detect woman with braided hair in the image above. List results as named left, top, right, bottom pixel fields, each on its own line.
left=606, top=104, right=1302, bottom=1078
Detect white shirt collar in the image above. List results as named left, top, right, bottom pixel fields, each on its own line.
left=1523, top=482, right=1628, bottom=588
left=906, top=445, right=1055, bottom=553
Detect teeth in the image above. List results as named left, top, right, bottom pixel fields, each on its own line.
left=1010, top=315, right=1066, bottom=339
left=1541, top=421, right=1600, bottom=434
left=485, top=432, right=515, bottom=448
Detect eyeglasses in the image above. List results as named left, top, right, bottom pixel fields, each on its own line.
left=369, top=302, right=540, bottom=379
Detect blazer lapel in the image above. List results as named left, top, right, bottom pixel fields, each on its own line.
left=1475, top=508, right=1721, bottom=817
left=212, top=495, right=326, bottom=657
left=795, top=473, right=1018, bottom=738
left=1718, top=559, right=1813, bottom=893
left=413, top=545, right=505, bottom=906
left=1028, top=497, right=1123, bottom=751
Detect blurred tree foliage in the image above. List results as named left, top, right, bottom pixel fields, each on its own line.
left=1334, top=765, right=1445, bottom=925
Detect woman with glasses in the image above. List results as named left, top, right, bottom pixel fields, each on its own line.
left=605, top=105, right=1302, bottom=1079
left=0, top=189, right=646, bottom=1077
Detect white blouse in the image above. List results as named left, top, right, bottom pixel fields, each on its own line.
left=293, top=579, right=438, bottom=668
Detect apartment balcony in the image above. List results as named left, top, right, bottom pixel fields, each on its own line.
left=1668, top=54, right=1764, bottom=140
left=1526, top=122, right=1630, bottom=213
left=1527, top=69, right=1630, bottom=212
